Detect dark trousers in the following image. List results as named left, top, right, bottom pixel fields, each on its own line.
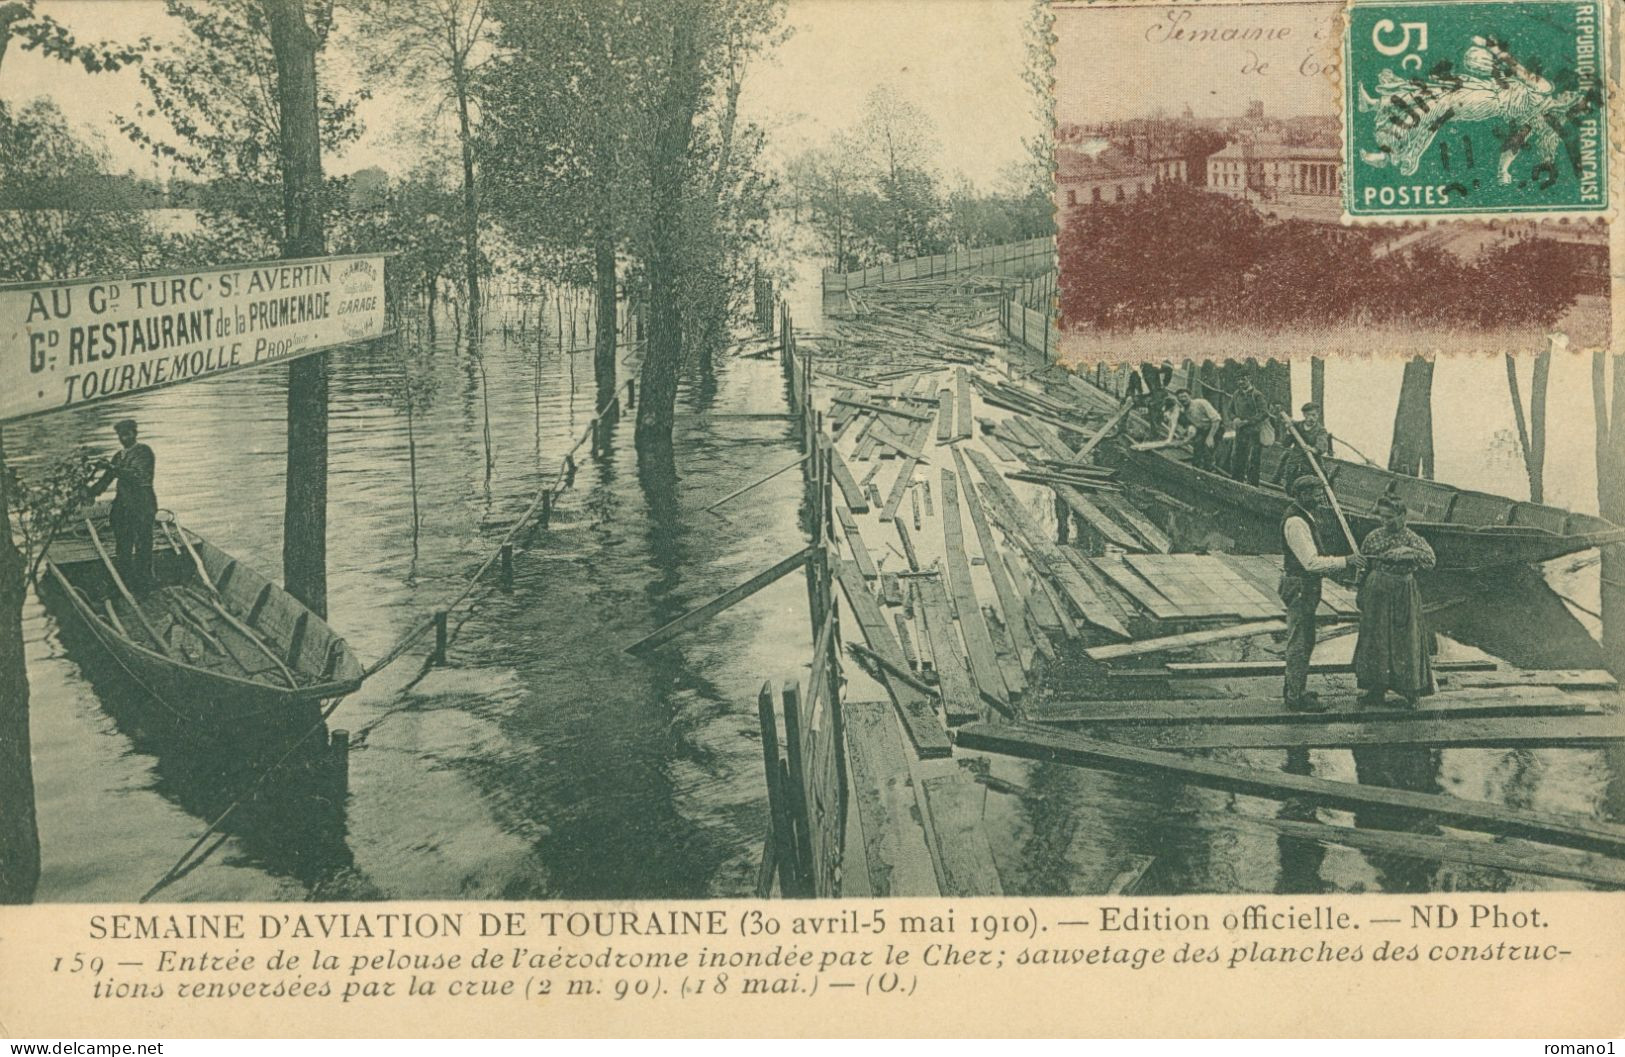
left=1279, top=574, right=1322, bottom=704
left=111, top=501, right=154, bottom=591
left=1231, top=424, right=1263, bottom=485
left=1191, top=436, right=1217, bottom=470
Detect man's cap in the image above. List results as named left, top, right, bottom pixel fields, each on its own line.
left=1291, top=475, right=1320, bottom=495
left=1301, top=402, right=1319, bottom=414
left=1377, top=493, right=1406, bottom=515
left=114, top=418, right=137, bottom=433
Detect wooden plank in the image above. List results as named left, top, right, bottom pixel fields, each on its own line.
left=1093, top=492, right=1170, bottom=553
left=981, top=434, right=1018, bottom=463
left=1059, top=549, right=1140, bottom=632
left=1438, top=668, right=1619, bottom=691
left=1056, top=485, right=1143, bottom=551
left=880, top=572, right=903, bottom=607
left=893, top=612, right=918, bottom=668
left=921, top=776, right=1004, bottom=896
left=894, top=520, right=921, bottom=571
left=881, top=458, right=919, bottom=521
left=1139, top=658, right=1500, bottom=680
left=832, top=397, right=933, bottom=423
left=626, top=547, right=813, bottom=653
left=756, top=682, right=803, bottom=897
left=954, top=367, right=974, bottom=440
left=1103, top=713, right=1625, bottom=750
left=836, top=506, right=878, bottom=581
left=939, top=468, right=1017, bottom=701
left=1032, top=693, right=1605, bottom=726
left=914, top=577, right=982, bottom=725
left=954, top=721, right=1625, bottom=857
left=952, top=447, right=1037, bottom=669
left=964, top=448, right=1129, bottom=638
left=1091, top=555, right=1181, bottom=619
left=1084, top=619, right=1293, bottom=662
left=829, top=448, right=870, bottom=514
left=843, top=699, right=942, bottom=896
left=1215, top=815, right=1625, bottom=890
left=936, top=388, right=955, bottom=444
left=834, top=559, right=952, bottom=759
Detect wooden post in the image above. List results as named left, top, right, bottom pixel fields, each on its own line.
left=0, top=425, right=40, bottom=903
left=432, top=609, right=448, bottom=666
left=540, top=490, right=553, bottom=528
left=329, top=728, right=350, bottom=801
left=779, top=680, right=817, bottom=896
left=756, top=682, right=799, bottom=897
left=626, top=379, right=636, bottom=409
left=500, top=544, right=514, bottom=591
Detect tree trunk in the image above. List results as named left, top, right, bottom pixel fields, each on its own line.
left=453, top=62, right=481, bottom=353
left=1506, top=350, right=1550, bottom=502
left=636, top=19, right=701, bottom=457
left=594, top=230, right=618, bottom=416
left=0, top=425, right=41, bottom=904
left=1388, top=356, right=1435, bottom=479
left=1596, top=352, right=1625, bottom=675
left=266, top=0, right=329, bottom=618
left=1310, top=356, right=1325, bottom=416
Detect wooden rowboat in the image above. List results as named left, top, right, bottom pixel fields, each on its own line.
left=1111, top=441, right=1625, bottom=571
left=41, top=503, right=363, bottom=733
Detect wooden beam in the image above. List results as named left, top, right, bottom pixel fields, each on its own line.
left=881, top=458, right=919, bottom=522
left=913, top=577, right=982, bottom=725
left=1088, top=713, right=1625, bottom=750
left=954, top=367, right=974, bottom=440
left=921, top=776, right=1003, bottom=896
left=953, top=721, right=1625, bottom=857
left=951, top=447, right=1038, bottom=669
left=832, top=397, right=933, bottom=423
left=843, top=699, right=941, bottom=896
left=625, top=547, right=813, bottom=653
left=835, top=560, right=952, bottom=758
left=1033, top=693, right=1603, bottom=726
left=1126, top=658, right=1501, bottom=680
left=828, top=447, right=870, bottom=514
left=1215, top=815, right=1625, bottom=890
left=1085, top=620, right=1297, bottom=662
left=836, top=507, right=878, bottom=581
left=939, top=468, right=1016, bottom=701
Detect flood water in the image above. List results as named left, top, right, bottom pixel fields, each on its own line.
left=14, top=297, right=816, bottom=901
left=10, top=282, right=1624, bottom=902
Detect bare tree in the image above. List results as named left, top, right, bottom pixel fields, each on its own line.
left=1389, top=355, right=1435, bottom=479
left=1592, top=352, right=1625, bottom=673
left=1505, top=344, right=1551, bottom=502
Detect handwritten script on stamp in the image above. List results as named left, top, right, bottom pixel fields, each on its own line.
left=1345, top=0, right=1608, bottom=217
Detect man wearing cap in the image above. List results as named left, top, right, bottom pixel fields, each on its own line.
left=1227, top=377, right=1268, bottom=485
left=1275, top=402, right=1333, bottom=487
left=1280, top=475, right=1364, bottom=711
left=90, top=419, right=159, bottom=591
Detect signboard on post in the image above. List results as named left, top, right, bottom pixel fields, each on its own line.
left=0, top=254, right=386, bottom=423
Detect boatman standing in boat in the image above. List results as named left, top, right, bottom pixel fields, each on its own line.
left=1227, top=377, right=1269, bottom=486
left=1275, top=402, right=1333, bottom=487
left=89, top=418, right=158, bottom=592
left=1281, top=475, right=1364, bottom=712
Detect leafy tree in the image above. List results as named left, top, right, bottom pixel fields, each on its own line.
left=0, top=100, right=158, bottom=282
left=116, top=0, right=363, bottom=261
left=345, top=0, right=492, bottom=350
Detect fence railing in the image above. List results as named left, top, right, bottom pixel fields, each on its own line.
left=822, top=236, right=1056, bottom=294
left=756, top=300, right=848, bottom=898
left=999, top=295, right=1057, bottom=363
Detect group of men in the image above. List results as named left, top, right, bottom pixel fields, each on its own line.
left=1130, top=364, right=1332, bottom=487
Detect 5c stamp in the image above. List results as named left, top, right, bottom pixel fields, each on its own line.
left=1344, top=0, right=1607, bottom=217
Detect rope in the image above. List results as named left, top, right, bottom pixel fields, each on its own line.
left=135, top=373, right=633, bottom=901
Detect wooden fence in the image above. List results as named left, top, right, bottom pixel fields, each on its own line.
left=999, top=295, right=1057, bottom=363
left=758, top=300, right=848, bottom=898
left=822, top=236, right=1056, bottom=294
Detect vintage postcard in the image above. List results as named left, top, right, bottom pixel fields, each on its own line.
left=1, top=0, right=1623, bottom=1041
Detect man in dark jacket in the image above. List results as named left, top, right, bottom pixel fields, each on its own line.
left=1280, top=475, right=1365, bottom=711
left=1228, top=378, right=1268, bottom=485
left=91, top=418, right=158, bottom=591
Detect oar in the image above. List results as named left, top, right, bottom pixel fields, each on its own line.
left=180, top=584, right=298, bottom=690
left=83, top=517, right=171, bottom=656
left=1280, top=414, right=1359, bottom=553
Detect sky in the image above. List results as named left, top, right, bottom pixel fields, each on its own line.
left=1054, top=0, right=1342, bottom=126
left=2, top=0, right=1040, bottom=191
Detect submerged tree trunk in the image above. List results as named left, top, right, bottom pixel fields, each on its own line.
left=1388, top=356, right=1435, bottom=479
left=453, top=60, right=481, bottom=353
left=0, top=425, right=41, bottom=904
left=266, top=0, right=330, bottom=618
left=594, top=231, right=618, bottom=416
left=636, top=19, right=701, bottom=457
left=1310, top=356, right=1325, bottom=416
left=1506, top=348, right=1551, bottom=502
left=1594, top=352, right=1625, bottom=675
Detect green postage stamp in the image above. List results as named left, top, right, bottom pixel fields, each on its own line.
left=1344, top=0, right=1607, bottom=217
